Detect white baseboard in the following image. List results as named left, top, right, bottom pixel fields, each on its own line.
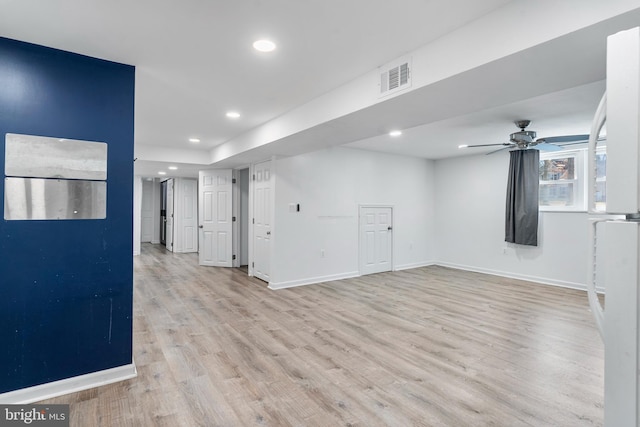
left=266, top=261, right=598, bottom=295
left=0, top=363, right=137, bottom=404
left=173, top=249, right=197, bottom=254
left=268, top=260, right=437, bottom=290
left=394, top=260, right=436, bottom=271
left=435, top=261, right=604, bottom=293
left=268, top=271, right=360, bottom=290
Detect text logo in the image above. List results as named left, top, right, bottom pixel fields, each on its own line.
left=0, top=405, right=69, bottom=426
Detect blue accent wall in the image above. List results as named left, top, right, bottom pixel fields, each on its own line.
left=0, top=37, right=135, bottom=393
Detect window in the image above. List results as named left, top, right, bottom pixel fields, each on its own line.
left=594, top=151, right=607, bottom=211
left=539, top=150, right=585, bottom=210
left=538, top=147, right=606, bottom=211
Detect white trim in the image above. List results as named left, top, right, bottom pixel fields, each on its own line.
left=268, top=271, right=360, bottom=290
left=394, top=260, right=437, bottom=271
left=267, top=261, right=602, bottom=295
left=232, top=169, right=240, bottom=268
left=539, top=148, right=588, bottom=211
left=0, top=363, right=137, bottom=404
left=247, top=163, right=255, bottom=277
left=436, top=261, right=604, bottom=293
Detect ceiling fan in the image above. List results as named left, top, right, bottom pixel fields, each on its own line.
left=459, top=120, right=590, bottom=153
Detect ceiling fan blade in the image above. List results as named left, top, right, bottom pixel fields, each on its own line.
left=460, top=143, right=512, bottom=148
left=485, top=146, right=512, bottom=155
left=553, top=136, right=607, bottom=147
left=553, top=140, right=599, bottom=148
left=537, top=134, right=590, bottom=144
left=534, top=143, right=563, bottom=151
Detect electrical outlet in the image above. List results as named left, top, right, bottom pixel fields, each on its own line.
left=320, top=249, right=325, bottom=258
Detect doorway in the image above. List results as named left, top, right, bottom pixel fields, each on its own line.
left=233, top=168, right=250, bottom=273
left=359, top=206, right=393, bottom=275
left=160, top=180, right=167, bottom=245
left=165, top=178, right=174, bottom=252
left=195, top=161, right=273, bottom=283
left=141, top=179, right=154, bottom=243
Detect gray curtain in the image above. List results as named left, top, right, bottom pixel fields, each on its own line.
left=505, top=149, right=539, bottom=246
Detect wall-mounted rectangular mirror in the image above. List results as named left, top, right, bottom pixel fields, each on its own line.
left=4, top=178, right=106, bottom=220
left=5, top=133, right=107, bottom=180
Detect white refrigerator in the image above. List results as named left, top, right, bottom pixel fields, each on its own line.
left=586, top=26, right=640, bottom=427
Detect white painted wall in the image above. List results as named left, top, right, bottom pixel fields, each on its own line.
left=270, top=147, right=436, bottom=288
left=434, top=152, right=592, bottom=290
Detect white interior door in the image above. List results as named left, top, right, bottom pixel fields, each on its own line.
left=165, top=178, right=174, bottom=252
left=199, top=169, right=233, bottom=267
left=360, top=206, right=393, bottom=275
left=175, top=178, right=198, bottom=253
left=141, top=179, right=153, bottom=242
left=253, top=160, right=272, bottom=282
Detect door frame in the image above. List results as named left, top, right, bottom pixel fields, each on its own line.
left=358, top=204, right=394, bottom=275
left=160, top=179, right=167, bottom=245
left=140, top=178, right=154, bottom=243
left=232, top=169, right=240, bottom=268
left=165, top=178, right=175, bottom=252
left=232, top=167, right=251, bottom=269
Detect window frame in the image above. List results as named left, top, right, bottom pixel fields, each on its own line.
left=538, top=148, right=587, bottom=212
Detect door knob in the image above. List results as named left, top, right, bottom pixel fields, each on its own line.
left=388, top=226, right=393, bottom=231
left=199, top=225, right=203, bottom=228
left=266, top=231, right=271, bottom=235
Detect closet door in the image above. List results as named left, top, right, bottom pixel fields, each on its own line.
left=199, top=169, right=233, bottom=267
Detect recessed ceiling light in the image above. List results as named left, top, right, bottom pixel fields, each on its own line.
left=158, top=171, right=167, bottom=175
left=253, top=39, right=276, bottom=52
left=168, top=166, right=178, bottom=170
left=389, top=130, right=402, bottom=137
left=189, top=138, right=200, bottom=143
left=226, top=111, right=241, bottom=119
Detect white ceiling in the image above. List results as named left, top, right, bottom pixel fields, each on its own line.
left=1, top=1, right=639, bottom=177
left=347, top=80, right=607, bottom=159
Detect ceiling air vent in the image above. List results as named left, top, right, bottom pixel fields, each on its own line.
left=379, top=57, right=411, bottom=98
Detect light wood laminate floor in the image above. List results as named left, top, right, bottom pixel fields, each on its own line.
left=42, top=243, right=604, bottom=426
